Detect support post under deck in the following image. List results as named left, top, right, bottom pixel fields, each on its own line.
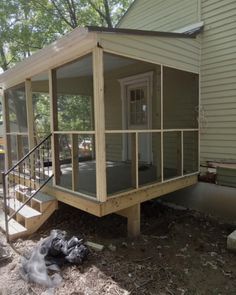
left=117, top=203, right=141, bottom=237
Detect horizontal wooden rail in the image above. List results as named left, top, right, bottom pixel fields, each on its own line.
left=105, top=129, right=198, bottom=134
left=53, top=131, right=95, bottom=135
left=6, top=132, right=28, bottom=136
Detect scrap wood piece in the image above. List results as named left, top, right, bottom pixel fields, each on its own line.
left=85, top=241, right=104, bottom=251
left=133, top=256, right=153, bottom=263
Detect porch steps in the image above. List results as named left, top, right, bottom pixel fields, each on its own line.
left=7, top=199, right=41, bottom=219
left=1, top=189, right=58, bottom=241
left=15, top=185, right=56, bottom=212
left=0, top=209, right=27, bottom=240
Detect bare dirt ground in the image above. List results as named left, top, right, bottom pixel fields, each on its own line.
left=0, top=201, right=236, bottom=295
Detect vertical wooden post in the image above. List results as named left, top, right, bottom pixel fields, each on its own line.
left=90, top=96, right=95, bottom=159
left=176, top=131, right=182, bottom=176
left=181, top=130, right=184, bottom=176
left=127, top=203, right=140, bottom=237
left=93, top=47, right=107, bottom=202
left=117, top=203, right=141, bottom=237
left=197, top=74, right=201, bottom=172
left=71, top=133, right=79, bottom=191
left=49, top=69, right=60, bottom=185
left=16, top=134, right=23, bottom=172
left=25, top=79, right=35, bottom=177
left=25, top=79, right=35, bottom=151
left=160, top=65, right=164, bottom=182
left=2, top=90, right=12, bottom=169
left=131, top=132, right=138, bottom=188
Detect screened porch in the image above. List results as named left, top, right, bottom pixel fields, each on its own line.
left=3, top=50, right=199, bottom=202
left=0, top=27, right=200, bottom=219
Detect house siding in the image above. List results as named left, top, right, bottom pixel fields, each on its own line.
left=200, top=0, right=236, bottom=163
left=118, top=0, right=199, bottom=31
left=98, top=33, right=201, bottom=74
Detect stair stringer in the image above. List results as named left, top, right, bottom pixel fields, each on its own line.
left=25, top=200, right=58, bottom=235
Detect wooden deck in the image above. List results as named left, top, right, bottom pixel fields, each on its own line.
left=58, top=160, right=163, bottom=197
left=43, top=172, right=198, bottom=217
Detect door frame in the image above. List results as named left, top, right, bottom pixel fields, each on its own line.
left=119, top=71, right=153, bottom=162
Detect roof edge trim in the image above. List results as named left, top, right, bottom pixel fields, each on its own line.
left=87, top=26, right=196, bottom=39
left=174, top=21, right=204, bottom=35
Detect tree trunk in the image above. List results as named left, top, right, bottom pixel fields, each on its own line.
left=103, top=0, right=113, bottom=28
left=0, top=45, right=9, bottom=71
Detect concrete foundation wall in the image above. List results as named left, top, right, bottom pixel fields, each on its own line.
left=160, top=181, right=236, bottom=223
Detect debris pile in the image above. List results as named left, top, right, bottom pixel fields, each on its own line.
left=20, top=229, right=89, bottom=287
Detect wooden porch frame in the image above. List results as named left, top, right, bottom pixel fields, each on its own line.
left=93, top=47, right=107, bottom=202
left=0, top=29, right=201, bottom=238
left=49, top=69, right=60, bottom=186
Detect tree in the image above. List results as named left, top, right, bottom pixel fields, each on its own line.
left=0, top=0, right=133, bottom=135
left=0, top=0, right=132, bottom=72
left=0, top=0, right=66, bottom=71
left=32, top=0, right=132, bottom=29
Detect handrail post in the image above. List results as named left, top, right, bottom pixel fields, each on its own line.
left=2, top=172, right=9, bottom=242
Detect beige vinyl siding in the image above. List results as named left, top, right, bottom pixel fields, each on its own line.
left=118, top=0, right=199, bottom=31
left=200, top=0, right=236, bottom=163
left=98, top=33, right=201, bottom=74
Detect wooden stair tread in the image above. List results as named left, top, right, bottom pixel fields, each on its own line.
left=15, top=185, right=55, bottom=203
left=0, top=209, right=27, bottom=235
left=27, top=192, right=56, bottom=203
left=7, top=199, right=41, bottom=218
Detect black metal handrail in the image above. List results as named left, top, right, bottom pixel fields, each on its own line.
left=5, top=133, right=52, bottom=175
left=2, top=133, right=54, bottom=242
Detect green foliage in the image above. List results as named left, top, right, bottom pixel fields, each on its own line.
left=57, top=94, right=93, bottom=131
left=33, top=93, right=93, bottom=135
left=0, top=0, right=133, bottom=134
left=0, top=0, right=133, bottom=71
left=33, top=93, right=51, bottom=136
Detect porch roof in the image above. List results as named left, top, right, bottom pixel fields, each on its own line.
left=0, top=26, right=200, bottom=89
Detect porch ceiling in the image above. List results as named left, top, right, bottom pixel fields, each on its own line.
left=32, top=54, right=136, bottom=81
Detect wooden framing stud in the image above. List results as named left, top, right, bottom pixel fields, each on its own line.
left=117, top=203, right=141, bottom=237
left=2, top=90, right=12, bottom=169
left=49, top=69, right=61, bottom=185
left=177, top=131, right=182, bottom=176
left=25, top=79, right=34, bottom=151
left=131, top=132, right=138, bottom=189
left=71, top=133, right=79, bottom=191
left=93, top=47, right=107, bottom=202
left=16, top=134, right=23, bottom=173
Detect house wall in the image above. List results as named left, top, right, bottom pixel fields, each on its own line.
left=118, top=0, right=236, bottom=165
left=200, top=0, right=236, bottom=163
left=118, top=0, right=200, bottom=31
left=99, top=34, right=200, bottom=74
